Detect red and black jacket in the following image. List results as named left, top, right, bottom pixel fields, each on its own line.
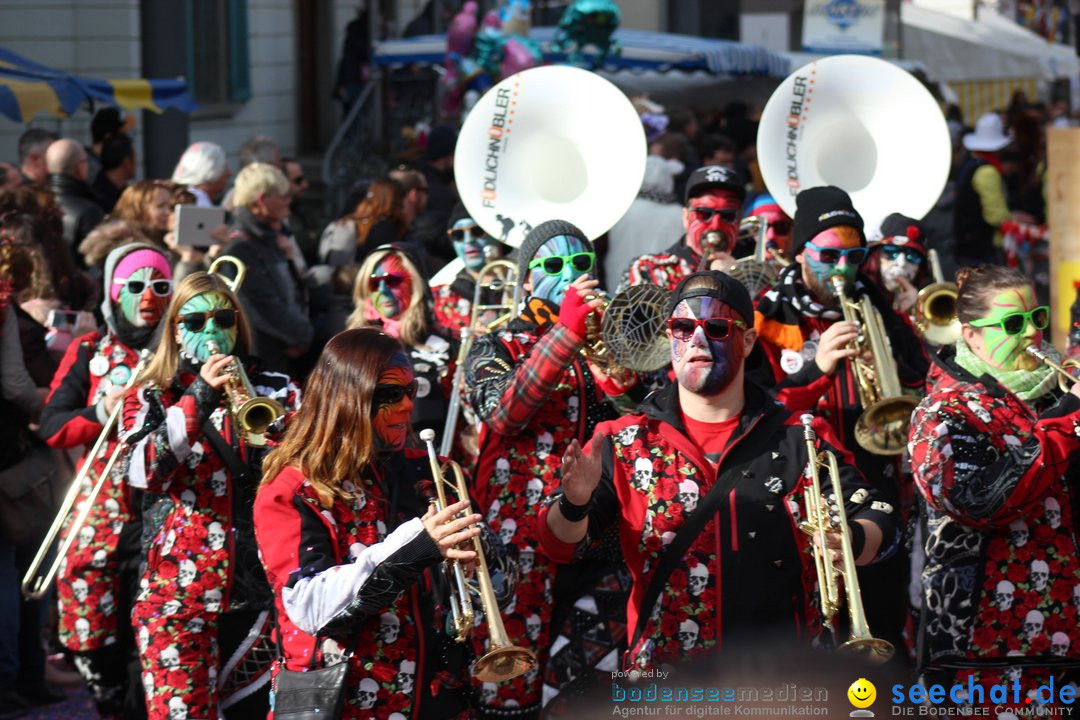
left=539, top=380, right=900, bottom=669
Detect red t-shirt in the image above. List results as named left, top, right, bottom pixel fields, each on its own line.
left=680, top=412, right=740, bottom=465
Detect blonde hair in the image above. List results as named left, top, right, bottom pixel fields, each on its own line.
left=346, top=247, right=428, bottom=347
left=232, top=162, right=288, bottom=209
left=139, top=271, right=253, bottom=388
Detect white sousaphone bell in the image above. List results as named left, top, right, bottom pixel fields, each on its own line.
left=432, top=65, right=646, bottom=287
left=756, top=55, right=951, bottom=236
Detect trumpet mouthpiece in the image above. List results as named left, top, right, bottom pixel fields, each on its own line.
left=1024, top=345, right=1047, bottom=361
left=800, top=414, right=816, bottom=440
left=419, top=429, right=436, bottom=443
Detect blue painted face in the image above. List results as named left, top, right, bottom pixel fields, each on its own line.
left=176, top=291, right=238, bottom=362
left=450, top=219, right=498, bottom=272
left=527, top=234, right=592, bottom=306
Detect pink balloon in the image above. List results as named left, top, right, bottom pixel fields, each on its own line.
left=501, top=37, right=540, bottom=77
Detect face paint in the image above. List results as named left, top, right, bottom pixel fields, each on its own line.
left=177, top=292, right=238, bottom=362
left=800, top=227, right=863, bottom=302
left=450, top=219, right=494, bottom=272
left=754, top=204, right=793, bottom=261
left=368, top=255, right=413, bottom=320
left=879, top=244, right=921, bottom=292
left=669, top=297, right=743, bottom=395
left=684, top=189, right=741, bottom=258
left=528, top=234, right=591, bottom=306
left=974, top=286, right=1043, bottom=370
left=372, top=353, right=415, bottom=451
left=118, top=266, right=171, bottom=327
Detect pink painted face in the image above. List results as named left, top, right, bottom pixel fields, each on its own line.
left=798, top=226, right=865, bottom=302
left=367, top=254, right=414, bottom=320
left=753, top=202, right=793, bottom=262
left=371, top=354, right=416, bottom=450
left=683, top=189, right=741, bottom=258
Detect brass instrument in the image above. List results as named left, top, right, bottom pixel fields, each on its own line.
left=583, top=284, right=671, bottom=381
left=205, top=255, right=283, bottom=446
left=798, top=414, right=894, bottom=662
left=206, top=340, right=285, bottom=447
left=830, top=276, right=919, bottom=455
left=440, top=260, right=519, bottom=457
left=724, top=216, right=779, bottom=297
left=419, top=429, right=537, bottom=682
left=914, top=249, right=960, bottom=346
left=696, top=229, right=733, bottom=273
left=22, top=350, right=151, bottom=600
left=1025, top=345, right=1080, bottom=392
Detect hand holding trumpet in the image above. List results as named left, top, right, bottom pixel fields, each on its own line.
left=421, top=499, right=482, bottom=563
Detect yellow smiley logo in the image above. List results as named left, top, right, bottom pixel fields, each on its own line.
left=847, top=678, right=876, bottom=709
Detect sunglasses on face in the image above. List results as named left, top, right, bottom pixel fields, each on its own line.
left=372, top=379, right=419, bottom=406
left=528, top=252, right=595, bottom=276
left=969, top=305, right=1050, bottom=336
left=667, top=316, right=745, bottom=341
left=118, top=278, right=172, bottom=297
left=178, top=308, right=237, bottom=333
left=769, top=220, right=793, bottom=234
left=689, top=207, right=739, bottom=224
left=880, top=245, right=923, bottom=264
left=448, top=226, right=486, bottom=242
left=804, top=241, right=868, bottom=266
left=368, top=273, right=408, bottom=292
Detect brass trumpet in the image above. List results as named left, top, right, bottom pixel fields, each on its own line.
left=440, top=260, right=519, bottom=457
left=206, top=340, right=284, bottom=447
left=1025, top=345, right=1080, bottom=392
left=914, top=249, right=959, bottom=346
left=799, top=414, right=894, bottom=662
left=418, top=429, right=537, bottom=682
left=831, top=276, right=919, bottom=455
left=22, top=350, right=151, bottom=600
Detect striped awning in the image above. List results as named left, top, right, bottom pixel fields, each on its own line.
left=374, top=27, right=791, bottom=78
left=0, top=46, right=197, bottom=123
left=949, top=77, right=1040, bottom=125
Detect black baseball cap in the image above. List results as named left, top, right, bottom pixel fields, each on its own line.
left=669, top=270, right=754, bottom=326
left=684, top=165, right=747, bottom=205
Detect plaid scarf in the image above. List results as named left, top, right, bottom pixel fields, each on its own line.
left=954, top=337, right=1059, bottom=402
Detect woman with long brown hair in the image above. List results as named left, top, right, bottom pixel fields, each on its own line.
left=255, top=328, right=486, bottom=720
left=120, top=270, right=300, bottom=720
left=318, top=178, right=406, bottom=267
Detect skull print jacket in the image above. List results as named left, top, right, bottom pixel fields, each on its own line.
left=625, top=237, right=697, bottom=293
left=909, top=348, right=1080, bottom=672
left=41, top=330, right=143, bottom=652
left=538, top=380, right=899, bottom=670
left=121, top=363, right=300, bottom=615
left=254, top=454, right=482, bottom=720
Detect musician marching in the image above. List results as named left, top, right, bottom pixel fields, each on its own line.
left=38, top=243, right=172, bottom=719
left=542, top=270, right=898, bottom=667
left=120, top=269, right=299, bottom=720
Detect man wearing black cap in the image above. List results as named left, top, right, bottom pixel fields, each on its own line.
left=753, top=186, right=928, bottom=662
left=626, top=165, right=746, bottom=292
left=541, top=270, right=898, bottom=669
left=431, top=203, right=506, bottom=341
left=466, top=219, right=639, bottom=716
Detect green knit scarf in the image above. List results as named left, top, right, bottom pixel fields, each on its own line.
left=954, top=338, right=1060, bottom=402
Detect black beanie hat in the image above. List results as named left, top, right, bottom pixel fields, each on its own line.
left=669, top=270, right=754, bottom=327
left=517, top=219, right=593, bottom=278
left=791, top=186, right=865, bottom=257
left=447, top=202, right=471, bottom=229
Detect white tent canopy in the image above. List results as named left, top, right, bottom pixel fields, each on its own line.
left=901, top=4, right=1078, bottom=82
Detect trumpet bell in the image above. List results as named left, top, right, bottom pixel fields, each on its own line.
left=236, top=396, right=286, bottom=446
left=915, top=282, right=960, bottom=346
left=838, top=637, right=895, bottom=664
left=474, top=646, right=537, bottom=683
left=855, top=396, right=919, bottom=456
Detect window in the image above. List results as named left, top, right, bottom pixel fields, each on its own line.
left=188, top=0, right=251, bottom=110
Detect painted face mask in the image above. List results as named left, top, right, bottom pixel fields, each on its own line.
left=450, top=220, right=496, bottom=272
left=669, top=297, right=745, bottom=396
left=368, top=254, right=414, bottom=320
left=177, top=291, right=239, bottom=362
left=117, top=266, right=172, bottom=328
left=801, top=227, right=865, bottom=302
left=528, top=234, right=593, bottom=307
left=970, top=286, right=1046, bottom=370
left=879, top=243, right=923, bottom=292
left=372, top=353, right=416, bottom=451
left=685, top=190, right=741, bottom=258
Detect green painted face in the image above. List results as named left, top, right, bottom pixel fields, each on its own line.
left=117, top=266, right=171, bottom=327
left=177, top=291, right=238, bottom=362
left=974, top=286, right=1043, bottom=370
